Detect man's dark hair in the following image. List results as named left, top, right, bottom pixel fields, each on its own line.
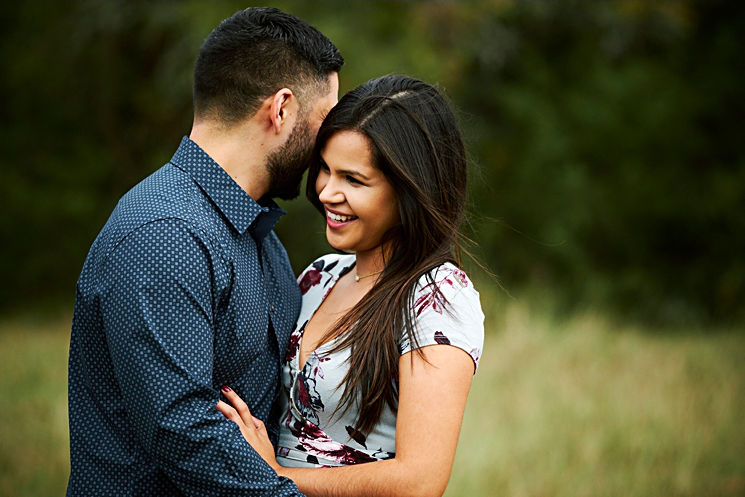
left=194, top=7, right=343, bottom=124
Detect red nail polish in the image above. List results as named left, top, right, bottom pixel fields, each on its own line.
left=221, top=385, right=231, bottom=392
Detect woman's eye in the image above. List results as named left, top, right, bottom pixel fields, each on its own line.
left=346, top=175, right=362, bottom=185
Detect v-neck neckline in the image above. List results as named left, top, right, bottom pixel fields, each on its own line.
left=296, top=257, right=357, bottom=372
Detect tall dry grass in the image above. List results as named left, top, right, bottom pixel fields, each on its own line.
left=446, top=290, right=745, bottom=497
left=0, top=294, right=743, bottom=496
left=0, top=313, right=70, bottom=497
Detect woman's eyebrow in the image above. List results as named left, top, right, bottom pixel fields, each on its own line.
left=336, top=168, right=370, bottom=180
left=321, top=156, right=371, bottom=181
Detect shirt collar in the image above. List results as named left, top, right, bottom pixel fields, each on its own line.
left=169, top=136, right=285, bottom=239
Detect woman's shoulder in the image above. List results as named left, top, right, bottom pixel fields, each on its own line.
left=404, top=262, right=485, bottom=371
left=413, top=262, right=481, bottom=313
left=307, top=253, right=355, bottom=276
left=297, top=253, right=356, bottom=294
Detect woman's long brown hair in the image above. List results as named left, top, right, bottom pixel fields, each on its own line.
left=306, top=75, right=469, bottom=435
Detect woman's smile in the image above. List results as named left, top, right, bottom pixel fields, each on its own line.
left=315, top=131, right=399, bottom=255
left=325, top=207, right=358, bottom=228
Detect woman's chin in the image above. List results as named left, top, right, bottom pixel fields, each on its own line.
left=326, top=239, right=355, bottom=254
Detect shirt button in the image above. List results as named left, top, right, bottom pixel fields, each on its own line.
left=270, top=304, right=275, bottom=313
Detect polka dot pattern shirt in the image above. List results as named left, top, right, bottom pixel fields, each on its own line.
left=67, top=137, right=303, bottom=496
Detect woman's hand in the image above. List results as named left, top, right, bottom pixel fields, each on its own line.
left=216, top=386, right=281, bottom=472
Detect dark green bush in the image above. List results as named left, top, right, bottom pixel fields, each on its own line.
left=1, top=1, right=742, bottom=326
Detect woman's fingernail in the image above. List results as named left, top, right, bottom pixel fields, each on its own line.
left=221, top=385, right=231, bottom=392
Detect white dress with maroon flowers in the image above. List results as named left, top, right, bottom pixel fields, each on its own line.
left=275, top=253, right=484, bottom=468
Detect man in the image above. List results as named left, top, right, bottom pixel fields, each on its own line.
left=67, top=8, right=342, bottom=496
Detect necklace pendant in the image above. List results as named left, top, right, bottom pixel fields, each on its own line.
left=354, top=275, right=360, bottom=282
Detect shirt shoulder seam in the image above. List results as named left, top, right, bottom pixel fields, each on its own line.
left=105, top=217, right=223, bottom=264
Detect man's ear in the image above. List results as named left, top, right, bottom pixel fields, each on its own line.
left=269, top=88, right=294, bottom=134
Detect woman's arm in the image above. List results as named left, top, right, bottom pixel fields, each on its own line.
left=220, top=344, right=474, bottom=497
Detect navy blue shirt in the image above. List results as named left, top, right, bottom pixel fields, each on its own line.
left=68, top=137, right=303, bottom=496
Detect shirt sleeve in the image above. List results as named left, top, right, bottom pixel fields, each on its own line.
left=99, top=219, right=303, bottom=496
left=399, top=265, right=485, bottom=372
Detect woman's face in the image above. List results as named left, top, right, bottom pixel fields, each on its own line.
left=315, top=131, right=400, bottom=257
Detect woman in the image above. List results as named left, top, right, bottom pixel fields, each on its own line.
left=218, top=75, right=484, bottom=497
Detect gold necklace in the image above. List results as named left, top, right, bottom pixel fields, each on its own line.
left=354, top=269, right=383, bottom=282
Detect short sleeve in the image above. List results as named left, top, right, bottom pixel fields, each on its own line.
left=399, top=264, right=485, bottom=372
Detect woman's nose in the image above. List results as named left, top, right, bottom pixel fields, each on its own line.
left=317, top=175, right=344, bottom=204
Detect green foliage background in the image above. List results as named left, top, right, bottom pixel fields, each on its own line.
left=1, top=1, right=743, bottom=326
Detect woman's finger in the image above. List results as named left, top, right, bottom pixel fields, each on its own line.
left=252, top=415, right=265, bottom=432
left=216, top=397, right=279, bottom=470
left=221, top=385, right=253, bottom=425
left=216, top=400, right=243, bottom=424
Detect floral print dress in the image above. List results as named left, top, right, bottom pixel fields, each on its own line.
left=275, top=253, right=484, bottom=468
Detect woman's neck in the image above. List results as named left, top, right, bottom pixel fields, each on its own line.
left=353, top=245, right=388, bottom=284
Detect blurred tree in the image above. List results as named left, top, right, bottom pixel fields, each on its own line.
left=0, top=3, right=198, bottom=306
left=0, top=1, right=742, bottom=326
left=413, top=0, right=745, bottom=324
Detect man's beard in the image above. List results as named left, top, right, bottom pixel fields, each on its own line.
left=265, top=117, right=315, bottom=200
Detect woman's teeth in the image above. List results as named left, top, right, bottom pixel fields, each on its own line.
left=328, top=212, right=356, bottom=222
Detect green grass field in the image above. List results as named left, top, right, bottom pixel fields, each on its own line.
left=1, top=297, right=743, bottom=496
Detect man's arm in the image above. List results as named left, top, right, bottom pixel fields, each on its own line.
left=100, top=219, right=302, bottom=496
